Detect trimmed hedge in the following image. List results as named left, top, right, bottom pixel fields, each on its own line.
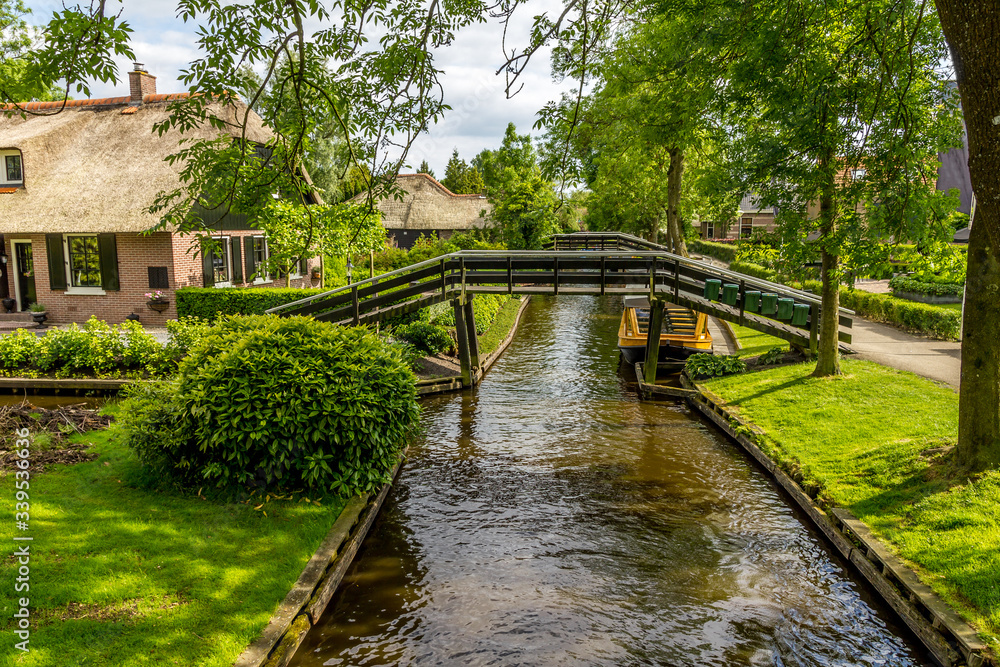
left=801, top=280, right=960, bottom=340
left=689, top=239, right=738, bottom=262
left=729, top=260, right=778, bottom=283
left=888, top=276, right=964, bottom=297
left=176, top=287, right=326, bottom=321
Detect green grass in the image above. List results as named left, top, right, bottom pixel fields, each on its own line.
left=0, top=414, right=347, bottom=667
left=729, top=323, right=789, bottom=358
left=478, top=296, right=525, bottom=357
left=702, top=359, right=1000, bottom=651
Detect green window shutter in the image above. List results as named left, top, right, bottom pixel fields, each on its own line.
left=201, top=238, right=214, bottom=287
left=97, top=234, right=119, bottom=291
left=45, top=234, right=67, bottom=290
left=231, top=237, right=243, bottom=283
left=245, top=238, right=256, bottom=280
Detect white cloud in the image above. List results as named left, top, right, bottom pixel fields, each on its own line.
left=27, top=0, right=576, bottom=172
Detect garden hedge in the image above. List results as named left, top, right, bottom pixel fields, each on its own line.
left=801, top=280, right=960, bottom=340
left=729, top=260, right=778, bottom=283
left=689, top=239, right=738, bottom=263
left=888, top=276, right=965, bottom=297
left=176, top=287, right=326, bottom=321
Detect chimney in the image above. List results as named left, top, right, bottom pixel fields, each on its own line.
left=128, top=62, right=156, bottom=103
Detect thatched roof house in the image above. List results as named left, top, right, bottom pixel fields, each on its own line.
left=0, top=64, right=319, bottom=325
left=369, top=173, right=491, bottom=248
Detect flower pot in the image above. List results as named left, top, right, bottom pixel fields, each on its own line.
left=30, top=311, right=47, bottom=328
left=147, top=299, right=170, bottom=313
left=2, top=297, right=15, bottom=313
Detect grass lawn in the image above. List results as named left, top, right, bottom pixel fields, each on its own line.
left=728, top=323, right=789, bottom=358
left=478, top=296, right=525, bottom=357
left=1, top=413, right=347, bottom=667
left=702, top=359, right=1000, bottom=651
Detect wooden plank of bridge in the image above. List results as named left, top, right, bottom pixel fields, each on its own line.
left=643, top=299, right=665, bottom=385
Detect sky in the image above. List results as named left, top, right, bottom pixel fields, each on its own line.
left=26, top=0, right=574, bottom=176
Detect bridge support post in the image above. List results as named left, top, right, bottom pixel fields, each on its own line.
left=464, top=296, right=480, bottom=377
left=453, top=297, right=475, bottom=387
left=643, top=298, right=665, bottom=385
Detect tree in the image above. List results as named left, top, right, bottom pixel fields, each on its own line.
left=418, top=159, right=435, bottom=178
left=256, top=200, right=385, bottom=285
left=718, top=0, right=962, bottom=376
left=441, top=149, right=485, bottom=194
left=489, top=168, right=561, bottom=249
left=933, top=0, right=1000, bottom=470
left=473, top=122, right=536, bottom=193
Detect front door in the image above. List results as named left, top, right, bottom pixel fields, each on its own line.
left=13, top=241, right=35, bottom=311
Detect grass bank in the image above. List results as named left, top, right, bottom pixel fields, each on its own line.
left=701, top=359, right=999, bottom=652
left=477, top=296, right=525, bottom=357
left=728, top=324, right=789, bottom=358
left=0, top=412, right=347, bottom=667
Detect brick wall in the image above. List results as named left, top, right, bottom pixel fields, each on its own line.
left=3, top=231, right=321, bottom=325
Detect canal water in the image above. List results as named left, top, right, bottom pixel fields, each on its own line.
left=292, top=296, right=929, bottom=666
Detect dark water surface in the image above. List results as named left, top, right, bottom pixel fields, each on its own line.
left=292, top=296, right=928, bottom=666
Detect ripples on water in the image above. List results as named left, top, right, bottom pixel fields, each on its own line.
left=292, top=296, right=927, bottom=667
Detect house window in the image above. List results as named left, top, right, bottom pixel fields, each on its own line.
left=705, top=222, right=715, bottom=239
left=250, top=236, right=269, bottom=282
left=5, top=155, right=22, bottom=182
left=740, top=217, right=753, bottom=239
left=851, top=168, right=867, bottom=181
left=212, top=238, right=232, bottom=286
left=67, top=235, right=102, bottom=287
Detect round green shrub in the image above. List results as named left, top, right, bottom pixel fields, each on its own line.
left=684, top=353, right=748, bottom=380
left=119, top=315, right=419, bottom=496
left=394, top=321, right=452, bottom=355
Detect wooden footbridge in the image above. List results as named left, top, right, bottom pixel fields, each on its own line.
left=267, top=232, right=853, bottom=386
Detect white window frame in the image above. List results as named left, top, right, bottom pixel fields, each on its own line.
left=62, top=234, right=105, bottom=295
left=212, top=236, right=233, bottom=288
left=250, top=235, right=270, bottom=284
left=705, top=222, right=715, bottom=239
left=1, top=150, right=23, bottom=186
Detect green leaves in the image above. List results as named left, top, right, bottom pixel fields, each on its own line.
left=119, top=314, right=419, bottom=497
left=685, top=353, right=748, bottom=380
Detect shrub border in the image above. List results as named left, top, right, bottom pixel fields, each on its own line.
left=676, top=376, right=988, bottom=667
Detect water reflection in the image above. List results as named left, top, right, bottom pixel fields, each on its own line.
left=293, top=296, right=928, bottom=666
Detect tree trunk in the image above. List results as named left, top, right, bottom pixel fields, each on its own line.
left=666, top=147, right=689, bottom=257
left=935, top=0, right=1000, bottom=470
left=813, top=146, right=841, bottom=377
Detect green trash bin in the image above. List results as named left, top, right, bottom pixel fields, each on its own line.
left=721, top=283, right=739, bottom=306
left=744, top=290, right=761, bottom=313
left=761, top=293, right=778, bottom=315
left=792, top=303, right=810, bottom=327
left=704, top=279, right=722, bottom=301
left=777, top=298, right=794, bottom=320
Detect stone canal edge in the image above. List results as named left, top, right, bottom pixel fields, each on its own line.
left=678, top=375, right=990, bottom=667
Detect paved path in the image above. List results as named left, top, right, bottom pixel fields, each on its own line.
left=847, top=318, right=961, bottom=389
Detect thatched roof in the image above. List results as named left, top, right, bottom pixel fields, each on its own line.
left=0, top=94, right=272, bottom=233
left=373, top=173, right=491, bottom=231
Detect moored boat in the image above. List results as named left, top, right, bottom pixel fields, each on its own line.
left=618, top=296, right=712, bottom=366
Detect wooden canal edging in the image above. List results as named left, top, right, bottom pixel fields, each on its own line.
left=267, top=232, right=854, bottom=382
left=673, top=376, right=989, bottom=667
left=234, top=297, right=535, bottom=666
left=234, top=455, right=405, bottom=667
left=0, top=377, right=134, bottom=395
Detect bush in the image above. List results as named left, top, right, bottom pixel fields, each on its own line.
left=689, top=240, right=738, bottom=262
left=729, top=260, right=778, bottom=283
left=888, top=276, right=964, bottom=297
left=0, top=317, right=168, bottom=378
left=757, top=347, right=785, bottom=366
left=119, top=315, right=419, bottom=496
left=801, top=281, right=961, bottom=340
left=685, top=353, right=747, bottom=379
left=394, top=321, right=452, bottom=355
left=432, top=293, right=511, bottom=334
left=176, top=287, right=326, bottom=321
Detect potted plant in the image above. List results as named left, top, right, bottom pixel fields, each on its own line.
left=310, top=265, right=322, bottom=281
left=1, top=297, right=15, bottom=313
left=145, top=290, right=170, bottom=313
left=28, top=302, right=47, bottom=327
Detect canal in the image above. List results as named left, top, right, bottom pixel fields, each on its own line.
left=292, top=295, right=930, bottom=666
